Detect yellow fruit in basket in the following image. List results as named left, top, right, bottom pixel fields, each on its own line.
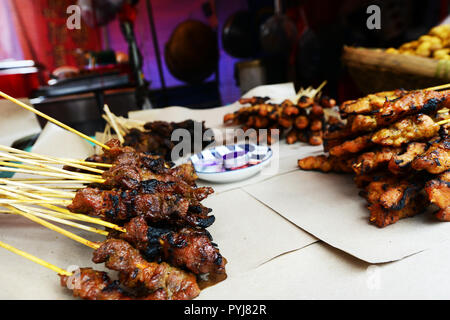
left=433, top=48, right=450, bottom=59
left=399, top=40, right=418, bottom=50
left=429, top=25, right=450, bottom=40
left=415, top=41, right=432, bottom=57
left=385, top=47, right=399, bottom=54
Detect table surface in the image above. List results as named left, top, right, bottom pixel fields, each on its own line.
left=1, top=82, right=449, bottom=300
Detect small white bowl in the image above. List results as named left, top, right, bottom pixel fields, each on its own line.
left=190, top=144, right=273, bottom=183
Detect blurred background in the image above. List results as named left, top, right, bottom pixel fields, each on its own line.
left=0, top=0, right=448, bottom=135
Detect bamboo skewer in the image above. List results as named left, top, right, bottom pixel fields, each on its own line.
left=0, top=151, right=103, bottom=179
left=7, top=206, right=100, bottom=250
left=0, top=91, right=110, bottom=150
left=0, top=185, right=124, bottom=232
left=0, top=240, right=72, bottom=276
left=10, top=204, right=108, bottom=236
left=0, top=167, right=105, bottom=183
left=0, top=199, right=71, bottom=205
left=437, top=118, right=450, bottom=125
left=425, top=83, right=450, bottom=91
left=103, top=104, right=125, bottom=144
left=0, top=145, right=106, bottom=174
left=0, top=178, right=75, bottom=198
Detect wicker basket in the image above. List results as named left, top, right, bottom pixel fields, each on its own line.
left=342, top=46, right=450, bottom=94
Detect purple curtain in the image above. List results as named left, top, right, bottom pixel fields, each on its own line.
left=0, top=0, right=24, bottom=60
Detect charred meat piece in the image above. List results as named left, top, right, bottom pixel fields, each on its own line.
left=375, top=90, right=450, bottom=124
left=60, top=268, right=133, bottom=300
left=329, top=134, right=374, bottom=157
left=102, top=162, right=198, bottom=189
left=68, top=187, right=214, bottom=228
left=363, top=176, right=428, bottom=227
left=121, top=216, right=227, bottom=282
left=425, top=171, right=450, bottom=221
left=368, top=194, right=428, bottom=228
left=137, top=179, right=214, bottom=202
left=388, top=142, right=428, bottom=175
left=123, top=120, right=214, bottom=161
left=371, top=114, right=440, bottom=147
left=411, top=135, right=450, bottom=174
left=59, top=268, right=169, bottom=300
left=352, top=147, right=403, bottom=175
left=92, top=239, right=201, bottom=300
left=339, top=89, right=407, bottom=116
left=298, top=155, right=354, bottom=173
left=238, top=96, right=270, bottom=105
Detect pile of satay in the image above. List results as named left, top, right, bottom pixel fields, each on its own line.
left=223, top=91, right=339, bottom=146
left=298, top=87, right=450, bottom=227
left=0, top=139, right=226, bottom=300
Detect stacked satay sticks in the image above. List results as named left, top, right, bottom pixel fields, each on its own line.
left=0, top=139, right=226, bottom=299
left=102, top=105, right=214, bottom=161
left=298, top=85, right=450, bottom=227
left=0, top=90, right=226, bottom=299
left=223, top=83, right=340, bottom=146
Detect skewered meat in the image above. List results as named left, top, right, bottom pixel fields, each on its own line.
left=329, top=114, right=441, bottom=156
left=352, top=147, right=403, bottom=175
left=122, top=120, right=214, bottom=161
left=60, top=268, right=134, bottom=300
left=339, top=89, right=407, bottom=116
left=60, top=268, right=171, bottom=300
left=375, top=90, right=450, bottom=125
left=297, top=155, right=354, bottom=173
left=120, top=216, right=227, bottom=282
left=92, top=239, right=201, bottom=300
left=238, top=96, right=270, bottom=105
left=363, top=176, right=428, bottom=227
left=329, top=134, right=374, bottom=157
left=102, top=161, right=198, bottom=189
left=300, top=87, right=450, bottom=227
left=368, top=194, right=428, bottom=228
left=411, top=135, right=450, bottom=174
left=388, top=142, right=428, bottom=175
left=224, top=90, right=341, bottom=146
left=371, top=114, right=440, bottom=147
left=68, top=187, right=214, bottom=228
left=425, top=171, right=450, bottom=220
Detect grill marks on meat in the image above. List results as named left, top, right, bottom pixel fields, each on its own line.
left=388, top=142, right=428, bottom=175
left=102, top=161, right=198, bottom=189
left=299, top=88, right=450, bottom=227
left=92, top=239, right=201, bottom=300
left=363, top=176, right=428, bottom=227
left=328, top=90, right=449, bottom=142
left=412, top=135, right=450, bottom=174
left=60, top=268, right=133, bottom=300
left=297, top=155, right=354, bottom=173
left=59, top=268, right=169, bottom=300
left=123, top=120, right=214, bottom=161
left=339, top=89, right=407, bottom=117
left=371, top=114, right=440, bottom=147
left=68, top=187, right=214, bottom=228
left=120, top=216, right=227, bottom=285
left=329, top=134, right=374, bottom=157
left=375, top=90, right=450, bottom=123
left=425, top=171, right=450, bottom=221
left=352, top=147, right=403, bottom=175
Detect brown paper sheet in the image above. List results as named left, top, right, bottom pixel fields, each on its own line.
left=243, top=170, right=450, bottom=263
left=200, top=238, right=450, bottom=299
left=0, top=98, right=41, bottom=147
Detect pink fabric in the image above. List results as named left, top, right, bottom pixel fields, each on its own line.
left=0, top=0, right=24, bottom=60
